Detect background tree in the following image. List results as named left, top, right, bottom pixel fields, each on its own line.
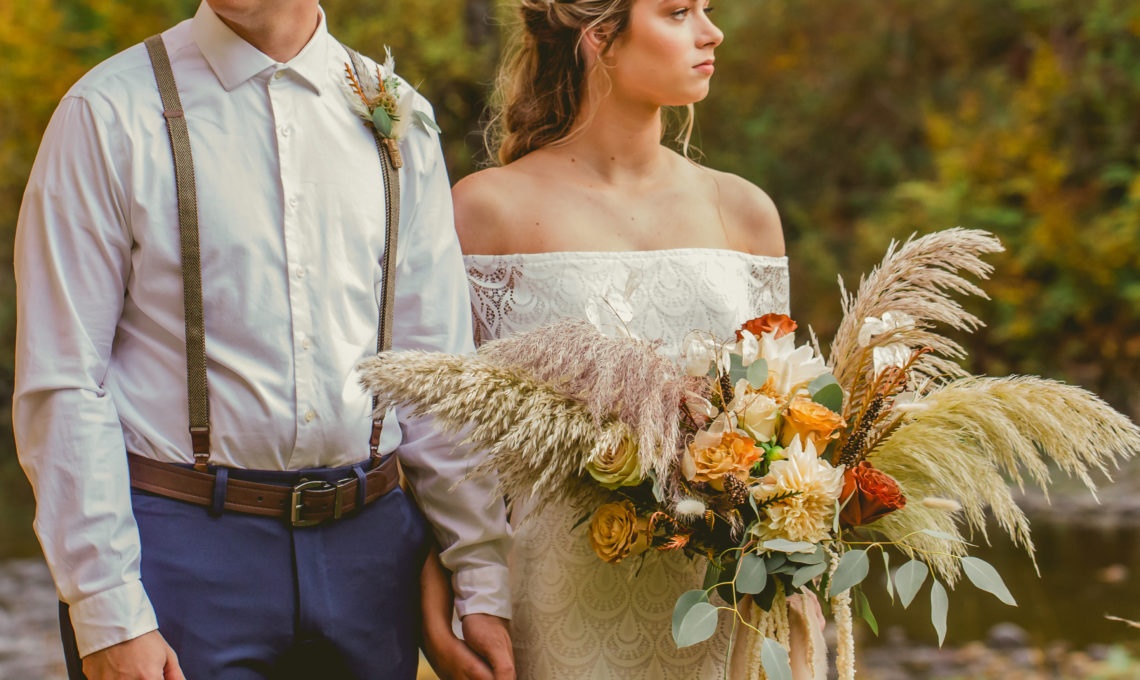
left=2, top=0, right=1138, bottom=555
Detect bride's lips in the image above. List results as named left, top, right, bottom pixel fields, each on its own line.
left=694, top=59, right=715, bottom=75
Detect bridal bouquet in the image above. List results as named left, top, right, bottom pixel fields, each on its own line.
left=358, top=229, right=1140, bottom=680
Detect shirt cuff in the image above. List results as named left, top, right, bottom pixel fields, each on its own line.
left=453, top=564, right=511, bottom=620
left=68, top=581, right=159, bottom=657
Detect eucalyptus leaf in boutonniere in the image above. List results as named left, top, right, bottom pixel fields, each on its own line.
left=341, top=47, right=441, bottom=169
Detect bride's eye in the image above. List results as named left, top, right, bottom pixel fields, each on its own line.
left=670, top=9, right=689, bottom=20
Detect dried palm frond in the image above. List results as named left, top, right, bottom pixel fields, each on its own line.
left=478, top=319, right=699, bottom=481
left=828, top=229, right=1004, bottom=400
left=867, top=376, right=1140, bottom=583
left=357, top=351, right=630, bottom=514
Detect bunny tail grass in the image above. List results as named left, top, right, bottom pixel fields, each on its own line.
left=868, top=376, right=1140, bottom=583
left=829, top=228, right=1004, bottom=396
left=357, top=351, right=630, bottom=514
left=478, top=319, right=698, bottom=482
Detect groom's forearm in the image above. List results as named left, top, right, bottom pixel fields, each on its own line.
left=398, top=416, right=512, bottom=619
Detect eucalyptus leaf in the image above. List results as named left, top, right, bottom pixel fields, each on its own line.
left=895, top=559, right=929, bottom=609
left=746, top=358, right=769, bottom=388
left=760, top=638, right=793, bottom=680
left=854, top=588, right=879, bottom=636
left=930, top=580, right=949, bottom=646
left=371, top=107, right=393, bottom=137
left=808, top=372, right=839, bottom=394
left=811, top=383, right=844, bottom=413
left=766, top=553, right=788, bottom=571
left=961, top=556, right=1017, bottom=606
left=735, top=552, right=768, bottom=595
left=648, top=470, right=665, bottom=503
left=792, top=560, right=829, bottom=589
left=729, top=353, right=748, bottom=385
left=674, top=601, right=719, bottom=648
left=762, top=539, right=817, bottom=554
left=773, top=562, right=800, bottom=576
left=702, top=562, right=722, bottom=592
left=413, top=109, right=442, bottom=133
left=671, top=590, right=709, bottom=642
left=787, top=547, right=826, bottom=565
left=829, top=549, right=870, bottom=597
left=882, top=551, right=894, bottom=602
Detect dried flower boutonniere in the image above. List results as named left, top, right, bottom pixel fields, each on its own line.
left=342, top=47, right=441, bottom=169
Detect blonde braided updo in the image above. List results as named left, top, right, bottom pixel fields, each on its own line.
left=486, top=0, right=635, bottom=165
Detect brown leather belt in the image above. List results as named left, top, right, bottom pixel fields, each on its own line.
left=128, top=453, right=400, bottom=527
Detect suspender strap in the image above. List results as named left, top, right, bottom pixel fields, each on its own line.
left=344, top=46, right=401, bottom=463
left=143, top=35, right=402, bottom=469
left=144, top=34, right=211, bottom=471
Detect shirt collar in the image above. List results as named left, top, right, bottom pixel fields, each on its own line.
left=191, top=2, right=331, bottom=94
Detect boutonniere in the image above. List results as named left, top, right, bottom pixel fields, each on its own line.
left=342, top=47, right=441, bottom=169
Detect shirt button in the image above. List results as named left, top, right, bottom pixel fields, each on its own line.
left=301, top=338, right=311, bottom=351
left=304, top=410, right=316, bottom=423
left=279, top=125, right=291, bottom=137
left=274, top=71, right=285, bottom=80
left=295, top=267, right=306, bottom=280
left=288, top=196, right=299, bottom=209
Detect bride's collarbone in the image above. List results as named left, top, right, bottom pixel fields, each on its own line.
left=507, top=203, right=733, bottom=253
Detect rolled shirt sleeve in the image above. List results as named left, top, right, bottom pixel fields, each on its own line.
left=385, top=95, right=511, bottom=619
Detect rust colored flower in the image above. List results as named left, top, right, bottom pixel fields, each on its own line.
left=839, top=462, right=906, bottom=527
left=737, top=313, right=798, bottom=341
left=683, top=430, right=762, bottom=491
left=780, top=398, right=848, bottom=449
left=588, top=500, right=652, bottom=564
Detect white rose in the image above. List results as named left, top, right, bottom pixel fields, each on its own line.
left=728, top=379, right=779, bottom=442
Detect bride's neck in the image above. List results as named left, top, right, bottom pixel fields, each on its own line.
left=560, top=98, right=670, bottom=184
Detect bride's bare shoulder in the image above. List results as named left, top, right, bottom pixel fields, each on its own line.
left=452, top=158, right=553, bottom=254
left=453, top=166, right=519, bottom=255
left=702, top=167, right=785, bottom=257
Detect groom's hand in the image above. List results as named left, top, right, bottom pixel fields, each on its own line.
left=461, top=613, right=515, bottom=680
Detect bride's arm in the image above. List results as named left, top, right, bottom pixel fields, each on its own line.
left=421, top=544, right=498, bottom=680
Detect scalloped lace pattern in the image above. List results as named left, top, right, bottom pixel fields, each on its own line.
left=466, top=249, right=790, bottom=679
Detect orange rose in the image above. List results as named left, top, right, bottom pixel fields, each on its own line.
left=684, top=431, right=762, bottom=491
left=780, top=398, right=847, bottom=448
left=588, top=500, right=652, bottom=564
left=737, top=313, right=798, bottom=341
left=839, top=462, right=906, bottom=527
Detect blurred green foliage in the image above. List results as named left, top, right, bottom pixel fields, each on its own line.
left=1, top=1, right=1138, bottom=553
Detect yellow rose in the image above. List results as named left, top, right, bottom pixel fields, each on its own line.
left=585, top=437, right=643, bottom=489
left=683, top=430, right=762, bottom=491
left=587, top=500, right=651, bottom=564
left=729, top=379, right=781, bottom=443
left=779, top=398, right=847, bottom=449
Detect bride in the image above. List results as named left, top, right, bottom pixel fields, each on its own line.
left=423, top=0, right=824, bottom=678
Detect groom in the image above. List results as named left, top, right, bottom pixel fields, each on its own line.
left=13, top=1, right=512, bottom=678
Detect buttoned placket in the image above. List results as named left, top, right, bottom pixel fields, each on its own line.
left=269, top=66, right=320, bottom=465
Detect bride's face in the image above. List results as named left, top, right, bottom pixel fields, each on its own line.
left=601, top=0, right=724, bottom=108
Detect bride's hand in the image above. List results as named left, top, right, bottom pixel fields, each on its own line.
left=420, top=545, right=498, bottom=680
left=460, top=613, right=515, bottom=680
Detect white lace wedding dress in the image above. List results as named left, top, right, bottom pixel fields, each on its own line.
left=466, top=248, right=791, bottom=680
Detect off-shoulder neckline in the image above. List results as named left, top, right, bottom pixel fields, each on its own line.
left=463, top=247, right=787, bottom=265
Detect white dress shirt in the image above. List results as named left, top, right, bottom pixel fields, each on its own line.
left=14, top=3, right=509, bottom=657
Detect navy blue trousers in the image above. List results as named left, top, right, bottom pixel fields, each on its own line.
left=61, top=460, right=428, bottom=680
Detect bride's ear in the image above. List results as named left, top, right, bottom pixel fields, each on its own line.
left=579, top=26, right=609, bottom=66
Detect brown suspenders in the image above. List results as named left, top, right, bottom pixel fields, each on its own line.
left=143, top=34, right=400, bottom=471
